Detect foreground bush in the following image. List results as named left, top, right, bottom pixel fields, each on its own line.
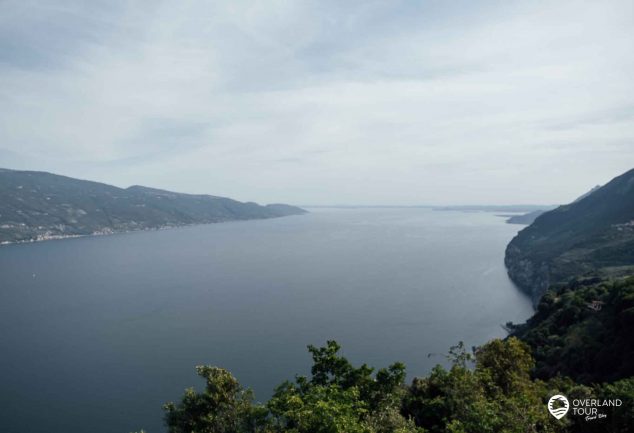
left=164, top=338, right=616, bottom=433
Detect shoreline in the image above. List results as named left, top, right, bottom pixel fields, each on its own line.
left=0, top=214, right=304, bottom=247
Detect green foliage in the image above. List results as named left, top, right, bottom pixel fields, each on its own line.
left=164, top=342, right=419, bottom=433
left=163, top=366, right=267, bottom=433
left=403, top=338, right=564, bottom=433
left=475, top=337, right=534, bottom=393
left=267, top=340, right=418, bottom=433
left=597, top=377, right=634, bottom=433
left=267, top=382, right=370, bottom=433
left=512, top=277, right=634, bottom=383
left=163, top=338, right=632, bottom=433
left=306, top=340, right=407, bottom=410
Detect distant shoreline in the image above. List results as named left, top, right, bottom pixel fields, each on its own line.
left=0, top=215, right=304, bottom=247
left=303, top=204, right=551, bottom=212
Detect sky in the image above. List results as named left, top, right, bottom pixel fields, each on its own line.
left=0, top=0, right=633, bottom=206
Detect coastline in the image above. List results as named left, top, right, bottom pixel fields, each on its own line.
left=0, top=214, right=304, bottom=247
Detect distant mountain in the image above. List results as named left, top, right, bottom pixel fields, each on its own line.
left=434, top=204, right=548, bottom=212
left=505, top=168, right=634, bottom=304
left=504, top=187, right=602, bottom=225
left=506, top=210, right=548, bottom=225
left=0, top=168, right=306, bottom=244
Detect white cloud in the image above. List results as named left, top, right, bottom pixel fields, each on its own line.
left=0, top=0, right=632, bottom=204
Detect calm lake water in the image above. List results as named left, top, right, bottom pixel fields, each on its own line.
left=0, top=208, right=532, bottom=433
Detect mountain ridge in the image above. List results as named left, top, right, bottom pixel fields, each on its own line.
left=504, top=167, right=634, bottom=304
left=0, top=168, right=306, bottom=244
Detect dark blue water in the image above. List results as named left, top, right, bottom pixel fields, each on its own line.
left=0, top=208, right=532, bottom=433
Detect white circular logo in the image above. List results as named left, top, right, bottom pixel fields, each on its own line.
left=548, top=394, right=570, bottom=419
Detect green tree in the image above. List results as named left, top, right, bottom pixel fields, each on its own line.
left=163, top=366, right=267, bottom=433
left=267, top=382, right=370, bottom=433
left=267, top=341, right=420, bottom=433
left=597, top=377, right=634, bottom=433
left=306, top=340, right=407, bottom=409
left=404, top=338, right=566, bottom=433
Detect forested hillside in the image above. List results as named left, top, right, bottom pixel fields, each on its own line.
left=505, top=168, right=634, bottom=304
left=0, top=169, right=306, bottom=244
left=509, top=277, right=634, bottom=384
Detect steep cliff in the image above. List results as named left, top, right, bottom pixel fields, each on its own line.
left=505, top=168, right=634, bottom=305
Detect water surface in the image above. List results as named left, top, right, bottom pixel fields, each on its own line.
left=0, top=208, right=532, bottom=433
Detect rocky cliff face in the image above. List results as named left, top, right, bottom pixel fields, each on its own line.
left=504, top=243, right=550, bottom=306
left=504, top=168, right=634, bottom=306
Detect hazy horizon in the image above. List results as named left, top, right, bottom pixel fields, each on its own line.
left=0, top=165, right=574, bottom=208
left=1, top=1, right=633, bottom=205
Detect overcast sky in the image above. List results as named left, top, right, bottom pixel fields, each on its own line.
left=1, top=1, right=633, bottom=205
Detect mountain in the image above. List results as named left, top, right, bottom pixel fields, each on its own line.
left=506, top=209, right=547, bottom=225
left=505, top=168, right=634, bottom=304
left=0, top=168, right=306, bottom=244
left=505, top=187, right=601, bottom=225
left=434, top=204, right=548, bottom=212
left=573, top=184, right=601, bottom=202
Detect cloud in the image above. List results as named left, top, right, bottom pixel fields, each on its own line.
left=0, top=0, right=633, bottom=204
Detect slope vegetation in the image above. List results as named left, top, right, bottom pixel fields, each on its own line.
left=505, top=168, right=634, bottom=303
left=0, top=168, right=306, bottom=244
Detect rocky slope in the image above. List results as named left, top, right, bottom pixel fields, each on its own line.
left=0, top=168, right=306, bottom=244
left=505, top=168, right=634, bottom=305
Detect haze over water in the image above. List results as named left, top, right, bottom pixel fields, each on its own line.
left=0, top=208, right=533, bottom=433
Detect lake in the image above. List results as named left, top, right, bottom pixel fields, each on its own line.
left=0, top=207, right=533, bottom=433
